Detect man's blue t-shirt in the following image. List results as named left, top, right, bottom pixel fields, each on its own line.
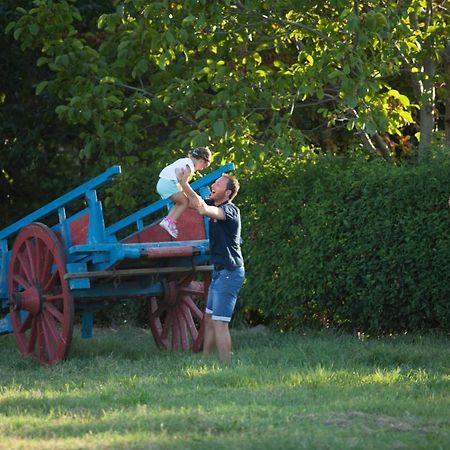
left=205, top=199, right=244, bottom=269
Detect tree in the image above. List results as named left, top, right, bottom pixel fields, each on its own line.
left=5, top=0, right=449, bottom=172
left=0, top=0, right=83, bottom=228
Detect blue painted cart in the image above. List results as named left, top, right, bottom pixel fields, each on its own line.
left=0, top=163, right=234, bottom=364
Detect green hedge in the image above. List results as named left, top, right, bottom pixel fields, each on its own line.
left=238, top=154, right=450, bottom=334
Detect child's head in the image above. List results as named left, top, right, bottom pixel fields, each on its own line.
left=189, top=147, right=212, bottom=171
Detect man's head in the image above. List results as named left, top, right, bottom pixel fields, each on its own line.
left=210, top=174, right=240, bottom=204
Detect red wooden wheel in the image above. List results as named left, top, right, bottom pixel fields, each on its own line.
left=8, top=223, right=74, bottom=364
left=149, top=272, right=210, bottom=352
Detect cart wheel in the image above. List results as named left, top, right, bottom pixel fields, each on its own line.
left=8, top=222, right=74, bottom=364
left=149, top=272, right=210, bottom=352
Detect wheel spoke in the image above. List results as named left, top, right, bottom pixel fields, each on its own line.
left=44, top=293, right=64, bottom=303
left=150, top=301, right=166, bottom=319
left=12, top=273, right=31, bottom=291
left=161, top=310, right=173, bottom=340
left=39, top=245, right=54, bottom=286
left=174, top=275, right=192, bottom=289
left=16, top=251, right=34, bottom=285
left=179, top=282, right=203, bottom=297
left=42, top=311, right=61, bottom=359
left=45, top=303, right=64, bottom=324
left=171, top=313, right=180, bottom=351
left=27, top=319, right=38, bottom=355
left=42, top=310, right=58, bottom=337
left=19, top=313, right=32, bottom=334
left=33, top=238, right=43, bottom=282
left=180, top=301, right=199, bottom=340
left=24, top=240, right=37, bottom=283
left=183, top=296, right=203, bottom=320
left=177, top=308, right=189, bottom=351
left=36, top=318, right=46, bottom=362
left=41, top=314, right=57, bottom=362
left=44, top=270, right=59, bottom=292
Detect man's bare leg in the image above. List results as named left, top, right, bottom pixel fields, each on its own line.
left=213, top=320, right=232, bottom=362
left=202, top=314, right=216, bottom=356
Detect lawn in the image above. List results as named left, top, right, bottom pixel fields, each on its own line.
left=0, top=326, right=449, bottom=449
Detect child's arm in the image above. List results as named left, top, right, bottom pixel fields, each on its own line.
left=179, top=168, right=201, bottom=208
left=175, top=164, right=192, bottom=182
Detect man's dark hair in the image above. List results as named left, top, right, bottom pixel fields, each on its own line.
left=223, top=174, right=240, bottom=200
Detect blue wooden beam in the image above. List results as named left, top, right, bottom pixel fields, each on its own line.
left=0, top=166, right=121, bottom=241
left=106, top=162, right=235, bottom=237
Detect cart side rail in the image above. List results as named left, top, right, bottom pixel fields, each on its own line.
left=105, top=163, right=235, bottom=239
left=0, top=165, right=122, bottom=241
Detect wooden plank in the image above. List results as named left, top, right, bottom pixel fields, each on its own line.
left=64, top=265, right=214, bottom=279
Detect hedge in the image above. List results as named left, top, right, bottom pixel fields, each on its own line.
left=237, top=154, right=450, bottom=334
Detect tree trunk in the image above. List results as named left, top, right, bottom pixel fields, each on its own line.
left=358, top=131, right=390, bottom=160
left=442, top=44, right=450, bottom=147
left=418, top=58, right=436, bottom=162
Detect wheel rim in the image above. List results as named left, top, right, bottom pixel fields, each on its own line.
left=8, top=223, right=74, bottom=364
left=149, top=272, right=210, bottom=352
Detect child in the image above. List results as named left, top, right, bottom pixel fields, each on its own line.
left=157, top=147, right=212, bottom=238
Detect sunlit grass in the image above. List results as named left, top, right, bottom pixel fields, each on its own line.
left=0, top=326, right=449, bottom=449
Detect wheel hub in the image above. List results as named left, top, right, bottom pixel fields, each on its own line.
left=10, top=286, right=43, bottom=316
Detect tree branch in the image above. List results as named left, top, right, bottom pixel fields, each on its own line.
left=114, top=79, right=199, bottom=127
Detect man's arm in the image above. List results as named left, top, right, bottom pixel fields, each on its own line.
left=179, top=171, right=225, bottom=220
left=196, top=199, right=226, bottom=220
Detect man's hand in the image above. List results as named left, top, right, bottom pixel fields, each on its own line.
left=194, top=198, right=225, bottom=220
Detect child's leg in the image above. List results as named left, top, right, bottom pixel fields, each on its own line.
left=167, top=192, right=189, bottom=222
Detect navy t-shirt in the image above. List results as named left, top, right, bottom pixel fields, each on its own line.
left=205, top=199, right=244, bottom=269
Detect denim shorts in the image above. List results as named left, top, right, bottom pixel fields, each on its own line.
left=206, top=266, right=245, bottom=322
left=156, top=178, right=180, bottom=199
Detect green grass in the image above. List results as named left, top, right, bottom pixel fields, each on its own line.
left=0, top=326, right=449, bottom=449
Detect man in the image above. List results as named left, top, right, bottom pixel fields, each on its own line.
left=180, top=172, right=245, bottom=362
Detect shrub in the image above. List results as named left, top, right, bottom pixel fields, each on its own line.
left=238, top=153, right=450, bottom=334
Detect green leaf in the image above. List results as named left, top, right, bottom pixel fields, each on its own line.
left=29, top=24, right=39, bottom=35
left=37, top=57, right=48, bottom=67
left=399, top=110, right=413, bottom=123
left=13, top=27, right=22, bottom=40
left=5, top=22, right=16, bottom=35
left=365, top=121, right=377, bottom=135
left=213, top=119, right=226, bottom=138
left=346, top=95, right=358, bottom=108
left=195, top=108, right=209, bottom=119
left=35, top=81, right=48, bottom=95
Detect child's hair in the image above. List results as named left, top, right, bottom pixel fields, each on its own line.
left=189, top=147, right=211, bottom=163
left=223, top=174, right=240, bottom=200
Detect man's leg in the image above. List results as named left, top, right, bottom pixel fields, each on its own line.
left=213, top=320, right=232, bottom=362
left=202, top=314, right=216, bottom=356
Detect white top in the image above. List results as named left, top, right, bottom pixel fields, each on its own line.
left=159, top=157, right=195, bottom=180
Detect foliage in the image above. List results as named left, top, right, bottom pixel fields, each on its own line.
left=4, top=0, right=450, bottom=175
left=0, top=327, right=449, bottom=449
left=0, top=0, right=118, bottom=229
left=239, top=151, right=450, bottom=333
left=0, top=0, right=80, bottom=227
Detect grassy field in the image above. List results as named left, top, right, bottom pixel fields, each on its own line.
left=0, top=325, right=449, bottom=450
